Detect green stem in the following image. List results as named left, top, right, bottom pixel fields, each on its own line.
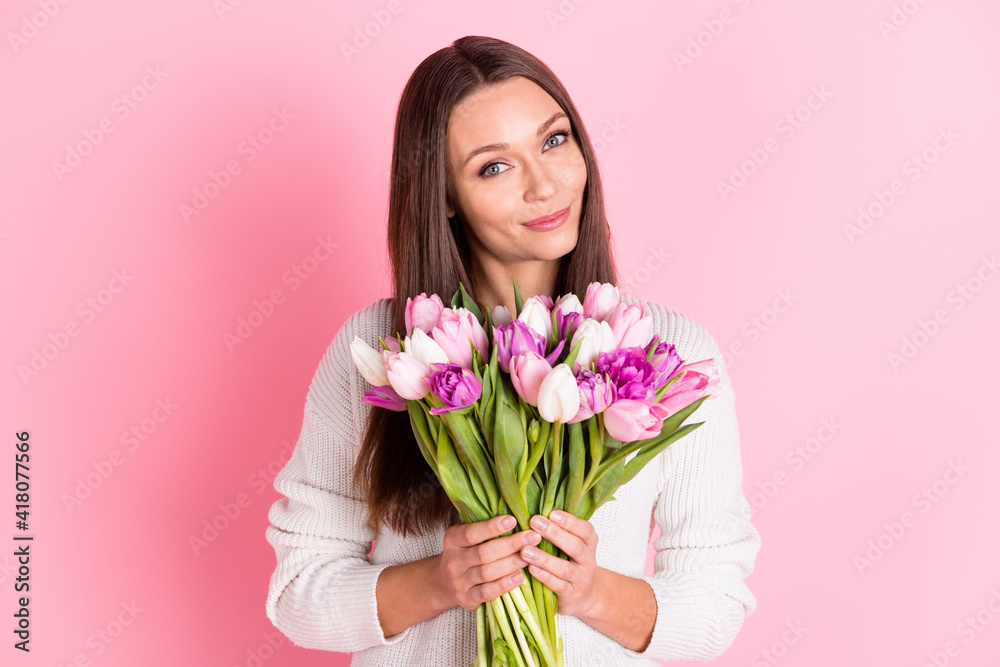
left=501, top=591, right=536, bottom=667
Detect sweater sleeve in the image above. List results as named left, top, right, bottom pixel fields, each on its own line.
left=264, top=303, right=413, bottom=652
left=620, top=308, right=761, bottom=661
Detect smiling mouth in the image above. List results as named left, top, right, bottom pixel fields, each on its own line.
left=523, top=206, right=571, bottom=228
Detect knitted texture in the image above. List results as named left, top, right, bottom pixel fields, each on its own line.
left=264, top=293, right=761, bottom=666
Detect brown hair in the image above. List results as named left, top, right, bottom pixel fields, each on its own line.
left=352, top=35, right=620, bottom=537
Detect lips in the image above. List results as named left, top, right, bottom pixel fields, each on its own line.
left=523, top=205, right=571, bottom=228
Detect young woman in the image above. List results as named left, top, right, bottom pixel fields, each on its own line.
left=265, top=35, right=760, bottom=666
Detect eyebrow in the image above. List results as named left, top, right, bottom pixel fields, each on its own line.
left=462, top=111, right=569, bottom=167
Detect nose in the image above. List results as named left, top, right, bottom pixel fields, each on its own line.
left=522, top=157, right=559, bottom=202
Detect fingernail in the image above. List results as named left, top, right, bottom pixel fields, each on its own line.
left=551, top=511, right=565, bottom=524
left=531, top=516, right=547, bottom=530
left=523, top=547, right=537, bottom=560
left=522, top=531, right=540, bottom=545
left=501, top=516, right=516, bottom=529
left=511, top=572, right=524, bottom=584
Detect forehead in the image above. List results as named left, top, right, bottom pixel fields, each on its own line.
left=446, top=77, right=563, bottom=153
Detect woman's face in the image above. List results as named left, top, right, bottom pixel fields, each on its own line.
left=444, top=76, right=587, bottom=270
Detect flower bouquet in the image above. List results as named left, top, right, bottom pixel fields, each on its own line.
left=350, top=280, right=720, bottom=667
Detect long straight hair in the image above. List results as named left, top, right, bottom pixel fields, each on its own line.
left=352, top=35, right=620, bottom=537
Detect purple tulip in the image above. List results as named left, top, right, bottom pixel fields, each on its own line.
left=595, top=347, right=659, bottom=401
left=493, top=320, right=565, bottom=373
left=426, top=362, right=483, bottom=415
left=361, top=384, right=407, bottom=412
left=644, top=337, right=684, bottom=390
left=567, top=367, right=614, bottom=423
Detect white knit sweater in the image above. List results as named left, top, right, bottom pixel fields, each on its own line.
left=264, top=293, right=760, bottom=666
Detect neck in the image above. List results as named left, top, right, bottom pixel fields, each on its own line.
left=471, top=257, right=562, bottom=318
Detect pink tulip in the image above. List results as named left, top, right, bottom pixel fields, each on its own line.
left=606, top=302, right=652, bottom=349
left=582, top=282, right=620, bottom=322
left=509, top=351, right=552, bottom=406
left=658, top=367, right=717, bottom=415
left=603, top=399, right=666, bottom=442
left=405, top=293, right=445, bottom=336
left=384, top=351, right=430, bottom=400
left=432, top=307, right=489, bottom=368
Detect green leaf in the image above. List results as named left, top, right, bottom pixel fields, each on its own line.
left=512, top=277, right=524, bottom=318
left=494, top=394, right=530, bottom=529
left=560, top=336, right=586, bottom=369
left=436, top=428, right=489, bottom=522
left=406, top=402, right=439, bottom=476
left=618, top=421, right=705, bottom=488
left=441, top=412, right=498, bottom=512
left=458, top=281, right=485, bottom=326
left=565, top=420, right=585, bottom=515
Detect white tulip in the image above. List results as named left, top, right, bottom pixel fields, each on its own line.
left=553, top=293, right=584, bottom=317
left=517, top=297, right=552, bottom=340
left=537, top=364, right=581, bottom=423
left=569, top=319, right=618, bottom=369
left=350, top=336, right=389, bottom=386
left=491, top=304, right=512, bottom=327
left=403, top=328, right=451, bottom=369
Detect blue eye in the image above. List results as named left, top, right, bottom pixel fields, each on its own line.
left=478, top=130, right=572, bottom=178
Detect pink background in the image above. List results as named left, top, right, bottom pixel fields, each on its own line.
left=3, top=1, right=999, bottom=665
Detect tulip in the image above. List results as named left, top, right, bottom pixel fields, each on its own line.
left=658, top=368, right=715, bottom=415
left=493, top=320, right=565, bottom=373
left=385, top=351, right=430, bottom=400
left=582, top=282, right=620, bottom=322
left=606, top=302, right=652, bottom=349
left=405, top=292, right=445, bottom=336
left=603, top=399, right=667, bottom=442
left=509, top=351, right=552, bottom=406
left=596, top=347, right=659, bottom=401
left=491, top=304, right=512, bottom=327
left=361, top=384, right=407, bottom=411
left=403, top=328, right=451, bottom=369
left=553, top=293, right=583, bottom=317
left=427, top=362, right=483, bottom=414
left=569, top=318, right=618, bottom=370
left=645, top=338, right=684, bottom=390
left=517, top=296, right=553, bottom=340
left=537, top=364, right=581, bottom=423
left=350, top=336, right=389, bottom=386
left=567, top=368, right=614, bottom=423
left=432, top=307, right=489, bottom=369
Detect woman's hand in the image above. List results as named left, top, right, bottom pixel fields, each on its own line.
left=435, top=514, right=543, bottom=611
left=520, top=510, right=601, bottom=619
